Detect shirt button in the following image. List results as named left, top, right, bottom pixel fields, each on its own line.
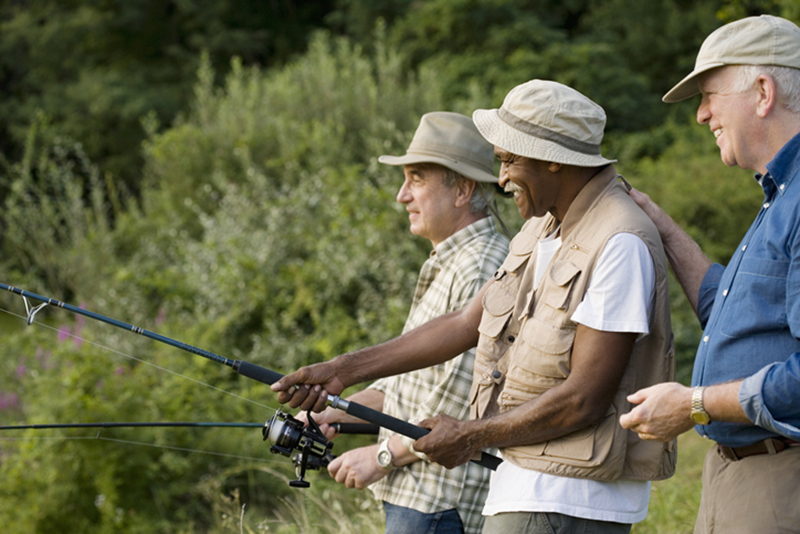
left=764, top=202, right=770, bottom=209
left=723, top=289, right=728, bottom=296
left=742, top=245, right=747, bottom=251
left=703, top=336, right=709, bottom=343
left=508, top=335, right=515, bottom=343
left=780, top=184, right=786, bottom=191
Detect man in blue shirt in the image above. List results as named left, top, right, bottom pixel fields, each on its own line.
left=619, top=15, right=800, bottom=533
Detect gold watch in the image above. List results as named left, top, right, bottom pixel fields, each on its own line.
left=690, top=386, right=711, bottom=425
left=376, top=439, right=394, bottom=470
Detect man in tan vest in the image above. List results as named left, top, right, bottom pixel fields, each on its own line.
left=274, top=80, right=675, bottom=534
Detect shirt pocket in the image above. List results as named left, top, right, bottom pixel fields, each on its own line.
left=719, top=256, right=789, bottom=338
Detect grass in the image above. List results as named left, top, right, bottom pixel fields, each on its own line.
left=253, top=430, right=711, bottom=533
left=633, top=431, right=710, bottom=533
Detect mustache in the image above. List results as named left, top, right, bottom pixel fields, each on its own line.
left=504, top=181, right=524, bottom=194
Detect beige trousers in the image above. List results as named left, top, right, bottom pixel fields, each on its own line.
left=694, top=443, right=800, bottom=534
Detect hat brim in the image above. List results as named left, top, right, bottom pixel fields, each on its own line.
left=378, top=153, right=498, bottom=183
left=663, top=61, right=726, bottom=103
left=472, top=109, right=616, bottom=168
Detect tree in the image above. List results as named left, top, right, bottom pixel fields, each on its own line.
left=0, top=0, right=335, bottom=190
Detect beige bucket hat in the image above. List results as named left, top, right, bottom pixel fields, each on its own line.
left=664, top=15, right=800, bottom=103
left=472, top=80, right=616, bottom=168
left=378, top=112, right=498, bottom=183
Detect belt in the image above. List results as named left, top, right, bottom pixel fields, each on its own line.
left=717, top=437, right=800, bottom=461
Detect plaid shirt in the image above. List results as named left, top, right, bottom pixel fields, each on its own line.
left=370, top=216, right=509, bottom=534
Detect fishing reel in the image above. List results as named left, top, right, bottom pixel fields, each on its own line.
left=263, top=409, right=334, bottom=488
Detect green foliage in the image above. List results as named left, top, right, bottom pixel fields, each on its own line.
left=0, top=30, right=474, bottom=532
left=3, top=1, right=799, bottom=531
left=135, top=31, right=458, bottom=368
left=0, top=0, right=335, bottom=186
left=0, top=115, right=122, bottom=299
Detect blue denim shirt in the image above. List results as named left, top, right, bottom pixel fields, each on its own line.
left=694, top=132, right=800, bottom=447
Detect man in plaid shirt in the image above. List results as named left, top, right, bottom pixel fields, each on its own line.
left=301, top=111, right=509, bottom=533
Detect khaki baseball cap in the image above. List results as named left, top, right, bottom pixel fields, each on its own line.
left=472, top=79, right=616, bottom=168
left=664, top=15, right=800, bottom=103
left=378, top=112, right=498, bottom=183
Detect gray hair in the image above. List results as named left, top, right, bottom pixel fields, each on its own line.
left=728, top=65, right=800, bottom=115
left=419, top=163, right=496, bottom=214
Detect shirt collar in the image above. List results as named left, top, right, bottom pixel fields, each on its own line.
left=431, top=215, right=497, bottom=262
left=759, top=131, right=800, bottom=198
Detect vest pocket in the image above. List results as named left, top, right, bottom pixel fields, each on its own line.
left=478, top=282, right=516, bottom=338
left=543, top=406, right=616, bottom=464
left=542, top=259, right=582, bottom=311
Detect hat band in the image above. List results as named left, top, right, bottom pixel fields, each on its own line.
left=406, top=144, right=493, bottom=173
left=497, top=108, right=601, bottom=156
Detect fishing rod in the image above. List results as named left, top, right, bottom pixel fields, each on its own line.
left=2, top=282, right=502, bottom=487
left=0, top=422, right=378, bottom=433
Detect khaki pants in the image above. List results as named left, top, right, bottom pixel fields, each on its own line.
left=482, top=512, right=630, bottom=534
left=695, top=443, right=800, bottom=534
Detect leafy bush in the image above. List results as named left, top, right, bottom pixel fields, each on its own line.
left=0, top=30, right=495, bottom=532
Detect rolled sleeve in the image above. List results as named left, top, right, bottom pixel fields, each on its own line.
left=739, top=355, right=800, bottom=440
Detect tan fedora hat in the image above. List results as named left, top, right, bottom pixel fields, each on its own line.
left=378, top=112, right=498, bottom=183
left=472, top=80, right=616, bottom=168
left=664, top=15, right=800, bottom=103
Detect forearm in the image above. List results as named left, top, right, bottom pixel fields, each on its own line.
left=469, top=384, right=608, bottom=452
left=333, top=305, right=481, bottom=387
left=704, top=380, right=750, bottom=424
left=660, top=218, right=713, bottom=314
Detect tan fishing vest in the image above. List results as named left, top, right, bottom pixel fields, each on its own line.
left=470, top=166, right=676, bottom=482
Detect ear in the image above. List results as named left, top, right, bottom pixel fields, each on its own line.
left=548, top=162, right=562, bottom=173
left=755, top=74, right=778, bottom=119
left=454, top=178, right=476, bottom=208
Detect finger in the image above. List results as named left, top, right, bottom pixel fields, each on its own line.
left=339, top=468, right=353, bottom=486
left=327, top=456, right=342, bottom=478
left=417, top=417, right=435, bottom=430
left=271, top=370, right=304, bottom=392
left=626, top=387, right=650, bottom=405
left=311, top=390, right=329, bottom=413
left=618, top=411, right=636, bottom=429
left=413, top=436, right=431, bottom=455
left=278, top=384, right=311, bottom=408
left=295, top=410, right=309, bottom=425
left=299, top=385, right=324, bottom=412
left=318, top=423, right=337, bottom=440
left=275, top=383, right=304, bottom=405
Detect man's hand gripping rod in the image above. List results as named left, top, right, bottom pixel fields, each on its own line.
left=235, top=361, right=501, bottom=471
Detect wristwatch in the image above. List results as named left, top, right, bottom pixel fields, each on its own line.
left=690, top=386, right=711, bottom=425
left=376, top=439, right=394, bottom=470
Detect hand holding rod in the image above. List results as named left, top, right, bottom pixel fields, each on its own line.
left=2, top=283, right=501, bottom=471
left=234, top=361, right=501, bottom=470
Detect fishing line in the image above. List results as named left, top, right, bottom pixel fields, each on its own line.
left=0, top=306, right=275, bottom=411
left=0, top=433, right=281, bottom=464
left=0, top=282, right=503, bottom=484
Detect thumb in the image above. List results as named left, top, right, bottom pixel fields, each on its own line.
left=626, top=386, right=650, bottom=405
left=270, top=368, right=306, bottom=392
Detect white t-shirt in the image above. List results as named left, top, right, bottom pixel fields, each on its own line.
left=483, top=232, right=656, bottom=524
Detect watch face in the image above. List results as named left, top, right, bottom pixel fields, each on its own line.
left=691, top=412, right=710, bottom=425
left=377, top=450, right=392, bottom=468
